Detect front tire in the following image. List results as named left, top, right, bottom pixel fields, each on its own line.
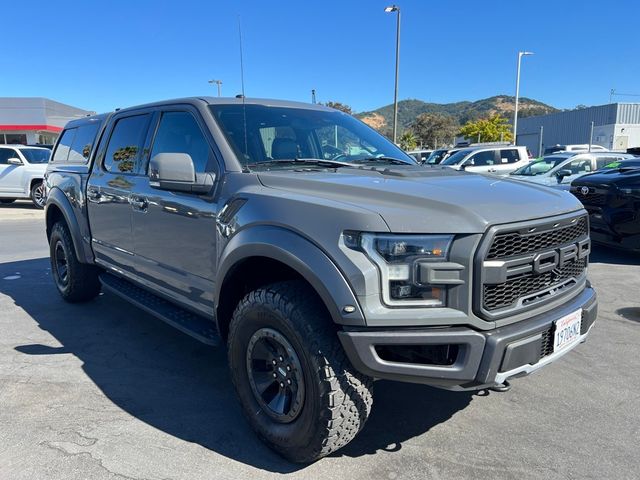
left=228, top=281, right=373, bottom=463
left=49, top=221, right=101, bottom=302
left=30, top=181, right=46, bottom=209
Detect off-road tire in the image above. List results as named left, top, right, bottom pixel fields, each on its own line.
left=30, top=181, right=46, bottom=209
left=49, top=221, right=101, bottom=302
left=228, top=280, right=373, bottom=463
left=0, top=199, right=16, bottom=204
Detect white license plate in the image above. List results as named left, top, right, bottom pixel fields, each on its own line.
left=553, top=309, right=582, bottom=352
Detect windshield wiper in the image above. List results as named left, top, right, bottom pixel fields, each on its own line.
left=246, top=158, right=353, bottom=169
left=351, top=156, right=413, bottom=165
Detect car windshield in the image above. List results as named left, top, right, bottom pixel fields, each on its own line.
left=426, top=149, right=448, bottom=164
left=209, top=104, right=416, bottom=170
left=18, top=148, right=51, bottom=163
left=440, top=149, right=474, bottom=165
left=511, top=156, right=568, bottom=176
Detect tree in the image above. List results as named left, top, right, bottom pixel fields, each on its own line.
left=324, top=101, right=353, bottom=115
left=458, top=114, right=513, bottom=143
left=399, top=130, right=418, bottom=150
left=410, top=113, right=458, bottom=148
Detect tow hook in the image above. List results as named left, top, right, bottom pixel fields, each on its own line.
left=489, top=380, right=512, bottom=393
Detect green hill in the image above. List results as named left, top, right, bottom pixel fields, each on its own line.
left=357, top=95, right=558, bottom=134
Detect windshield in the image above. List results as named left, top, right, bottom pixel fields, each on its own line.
left=440, top=149, right=474, bottom=165
left=426, top=149, right=448, bottom=164
left=18, top=148, right=51, bottom=164
left=511, top=156, right=567, bottom=176
left=209, top=104, right=416, bottom=169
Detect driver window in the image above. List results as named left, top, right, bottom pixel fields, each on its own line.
left=568, top=158, right=592, bottom=174
left=467, top=151, right=495, bottom=166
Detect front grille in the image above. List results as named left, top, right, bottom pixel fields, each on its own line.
left=483, top=258, right=586, bottom=311
left=479, top=215, right=589, bottom=317
left=571, top=187, right=607, bottom=206
left=487, top=217, right=588, bottom=259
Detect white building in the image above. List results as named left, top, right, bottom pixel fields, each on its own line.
left=517, top=103, right=640, bottom=156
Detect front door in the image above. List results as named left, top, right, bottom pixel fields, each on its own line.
left=131, top=109, right=220, bottom=315
left=0, top=148, right=25, bottom=193
left=87, top=112, right=152, bottom=274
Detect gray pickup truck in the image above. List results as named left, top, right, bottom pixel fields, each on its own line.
left=44, top=97, right=597, bottom=462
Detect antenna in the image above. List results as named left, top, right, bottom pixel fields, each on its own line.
left=237, top=16, right=249, bottom=166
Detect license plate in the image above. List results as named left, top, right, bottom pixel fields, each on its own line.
left=553, top=309, right=582, bottom=352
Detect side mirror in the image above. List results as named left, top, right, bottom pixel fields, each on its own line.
left=556, top=169, right=572, bottom=182
left=149, top=153, right=215, bottom=194
left=7, top=157, right=23, bottom=166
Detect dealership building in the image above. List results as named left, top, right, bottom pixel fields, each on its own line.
left=516, top=103, right=640, bottom=156
left=0, top=97, right=94, bottom=145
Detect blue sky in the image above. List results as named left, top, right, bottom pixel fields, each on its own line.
left=7, top=0, right=640, bottom=113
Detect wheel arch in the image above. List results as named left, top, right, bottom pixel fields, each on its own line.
left=45, top=188, right=93, bottom=264
left=215, top=226, right=365, bottom=341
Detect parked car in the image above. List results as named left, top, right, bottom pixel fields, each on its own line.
left=45, top=97, right=596, bottom=462
left=0, top=145, right=51, bottom=208
left=510, top=152, right=635, bottom=189
left=439, top=145, right=530, bottom=175
left=544, top=144, right=608, bottom=155
left=571, top=165, right=640, bottom=250
left=407, top=148, right=432, bottom=163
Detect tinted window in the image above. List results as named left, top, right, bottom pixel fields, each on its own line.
left=595, top=156, right=620, bottom=169
left=0, top=148, right=18, bottom=164
left=467, top=150, right=496, bottom=166
left=567, top=158, right=592, bottom=174
left=499, top=149, right=519, bottom=163
left=103, top=114, right=150, bottom=174
left=150, top=112, right=212, bottom=173
left=18, top=148, right=50, bottom=163
left=52, top=128, right=76, bottom=163
left=68, top=124, right=100, bottom=164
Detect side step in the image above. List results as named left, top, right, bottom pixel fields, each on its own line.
left=99, top=273, right=221, bottom=346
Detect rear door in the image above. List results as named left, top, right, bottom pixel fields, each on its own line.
left=87, top=112, right=153, bottom=274
left=131, top=107, right=220, bottom=314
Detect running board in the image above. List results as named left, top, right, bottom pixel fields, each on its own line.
left=99, top=273, right=221, bottom=346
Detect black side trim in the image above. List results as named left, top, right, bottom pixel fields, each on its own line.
left=100, top=273, right=220, bottom=345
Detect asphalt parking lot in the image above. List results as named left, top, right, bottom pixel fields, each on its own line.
left=1, top=200, right=639, bottom=480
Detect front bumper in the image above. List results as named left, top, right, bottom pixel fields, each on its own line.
left=338, top=286, right=597, bottom=390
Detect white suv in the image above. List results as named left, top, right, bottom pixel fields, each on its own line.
left=0, top=145, right=51, bottom=208
left=439, top=145, right=531, bottom=175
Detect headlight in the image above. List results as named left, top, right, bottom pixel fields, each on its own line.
left=344, top=232, right=454, bottom=307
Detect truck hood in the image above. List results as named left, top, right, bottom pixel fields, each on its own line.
left=257, top=166, right=584, bottom=233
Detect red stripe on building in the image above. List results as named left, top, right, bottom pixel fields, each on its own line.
left=0, top=124, right=63, bottom=132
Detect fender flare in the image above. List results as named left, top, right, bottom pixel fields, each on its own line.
left=45, top=187, right=93, bottom=264
left=215, top=225, right=366, bottom=327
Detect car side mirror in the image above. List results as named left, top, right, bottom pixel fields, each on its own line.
left=556, top=169, right=572, bottom=182
left=7, top=157, right=23, bottom=166
left=149, top=153, right=215, bottom=194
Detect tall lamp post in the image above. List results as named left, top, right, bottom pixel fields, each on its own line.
left=385, top=5, right=401, bottom=144
left=208, top=79, right=223, bottom=97
left=513, top=51, right=534, bottom=145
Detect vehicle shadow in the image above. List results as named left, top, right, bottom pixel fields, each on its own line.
left=589, top=244, right=640, bottom=265
left=0, top=200, right=39, bottom=210
left=2, top=257, right=473, bottom=471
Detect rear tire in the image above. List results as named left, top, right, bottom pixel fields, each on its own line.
left=228, top=280, right=373, bottom=463
left=0, top=199, right=16, bottom=204
left=49, top=221, right=101, bottom=302
left=30, top=181, right=45, bottom=209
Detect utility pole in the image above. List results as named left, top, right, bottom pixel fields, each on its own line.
left=208, top=79, right=222, bottom=97
left=589, top=121, right=594, bottom=152
left=311, top=89, right=316, bottom=104
left=538, top=125, right=544, bottom=157
left=513, top=51, right=534, bottom=145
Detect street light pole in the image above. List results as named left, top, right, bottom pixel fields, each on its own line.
left=208, top=79, right=222, bottom=97
left=385, top=5, right=401, bottom=144
left=513, top=51, right=534, bottom=145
